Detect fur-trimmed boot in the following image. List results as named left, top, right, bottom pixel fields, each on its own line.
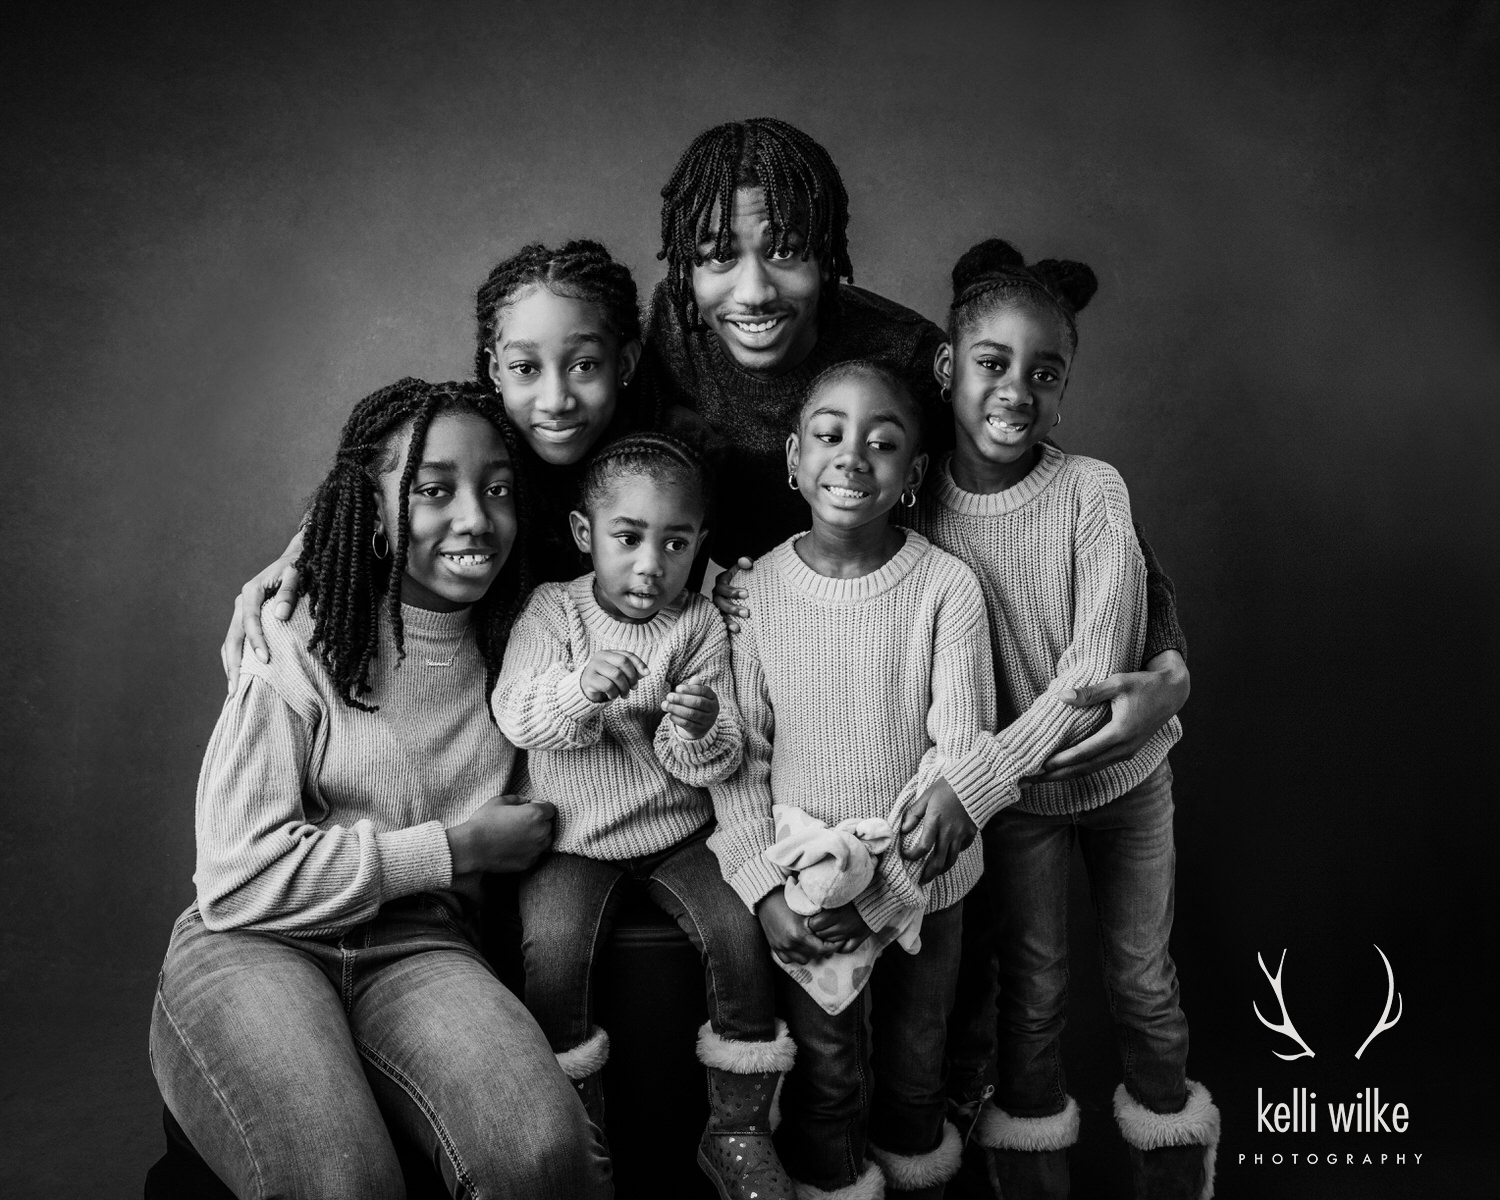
left=555, top=1026, right=611, bottom=1144
left=870, top=1121, right=963, bottom=1199
left=975, top=1096, right=1078, bottom=1199
left=792, top=1160, right=886, bottom=1199
left=695, top=1020, right=798, bottom=1200
left=1113, top=1080, right=1220, bottom=1200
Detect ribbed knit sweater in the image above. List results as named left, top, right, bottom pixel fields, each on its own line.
left=194, top=602, right=514, bottom=935
left=707, top=531, right=998, bottom=931
left=492, top=576, right=742, bottom=860
left=637, top=280, right=948, bottom=563
left=908, top=447, right=1183, bottom=818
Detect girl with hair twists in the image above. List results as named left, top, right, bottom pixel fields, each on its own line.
left=149, top=378, right=611, bottom=1200
left=491, top=431, right=796, bottom=1200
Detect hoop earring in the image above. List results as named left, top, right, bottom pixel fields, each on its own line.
left=940, top=385, right=951, bottom=403
left=1053, top=411, right=1063, bottom=428
left=901, top=488, right=918, bottom=509
left=787, top=473, right=800, bottom=491
left=372, top=529, right=390, bottom=560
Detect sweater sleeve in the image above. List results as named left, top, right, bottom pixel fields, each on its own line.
left=944, top=468, right=1149, bottom=815
left=193, top=676, right=453, bottom=933
left=653, top=601, right=744, bottom=786
left=705, top=615, right=784, bottom=911
left=854, top=567, right=998, bottom=931
left=1135, top=521, right=1189, bottom=662
left=490, top=588, right=605, bottom=750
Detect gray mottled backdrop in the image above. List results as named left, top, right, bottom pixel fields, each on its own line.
left=3, top=1, right=1495, bottom=1195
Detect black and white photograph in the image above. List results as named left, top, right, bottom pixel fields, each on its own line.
left=3, top=2, right=1494, bottom=1197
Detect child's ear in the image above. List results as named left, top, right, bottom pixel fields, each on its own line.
left=567, top=510, right=593, bottom=556
left=933, top=343, right=953, bottom=396
left=785, top=432, right=801, bottom=479
left=617, top=339, right=642, bottom=387
left=907, top=451, right=929, bottom=495
left=486, top=347, right=504, bottom=392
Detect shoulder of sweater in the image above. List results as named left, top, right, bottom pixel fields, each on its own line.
left=1056, top=453, right=1134, bottom=516
left=909, top=541, right=988, bottom=637
left=839, top=285, right=943, bottom=338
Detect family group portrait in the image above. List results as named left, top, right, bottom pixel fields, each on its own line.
left=3, top=2, right=1493, bottom=1198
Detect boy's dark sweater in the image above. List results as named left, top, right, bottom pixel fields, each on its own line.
left=636, top=278, right=1186, bottom=661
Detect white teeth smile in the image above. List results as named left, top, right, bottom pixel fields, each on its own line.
left=443, top=554, right=494, bottom=567
left=731, top=318, right=781, bottom=333
left=988, top=415, right=1029, bottom=432
left=825, top=486, right=868, bottom=499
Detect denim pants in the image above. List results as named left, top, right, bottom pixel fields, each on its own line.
left=516, top=830, right=778, bottom=1049
left=774, top=901, right=964, bottom=1190
left=949, top=761, right=1190, bottom=1118
left=149, top=896, right=612, bottom=1200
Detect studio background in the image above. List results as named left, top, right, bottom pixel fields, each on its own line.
left=3, top=1, right=1495, bottom=1196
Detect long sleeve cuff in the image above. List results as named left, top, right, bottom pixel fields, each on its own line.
left=728, top=854, right=787, bottom=913
left=943, top=738, right=1021, bottom=828
left=375, top=821, right=454, bottom=900
left=855, top=874, right=925, bottom=932
left=557, top=672, right=607, bottom=719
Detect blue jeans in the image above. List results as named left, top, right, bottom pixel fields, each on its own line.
left=149, top=896, right=612, bottom=1200
left=950, top=761, right=1190, bottom=1118
left=774, top=901, right=964, bottom=1190
left=517, top=830, right=777, bottom=1048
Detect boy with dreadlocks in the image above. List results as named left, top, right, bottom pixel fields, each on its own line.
left=150, top=379, right=611, bottom=1198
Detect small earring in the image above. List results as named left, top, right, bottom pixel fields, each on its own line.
left=1053, top=411, right=1063, bottom=428
left=372, top=529, right=390, bottom=560
left=901, top=488, right=918, bottom=509
left=787, top=473, right=800, bottom=491
left=940, top=385, right=951, bottom=403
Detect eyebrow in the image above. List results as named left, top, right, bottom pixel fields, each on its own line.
left=807, top=405, right=910, bottom=430
left=970, top=339, right=1067, bottom=366
left=607, top=515, right=698, bottom=533
left=499, top=332, right=606, bottom=351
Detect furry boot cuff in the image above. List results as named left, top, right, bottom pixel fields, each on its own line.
left=975, top=1096, right=1081, bottom=1152
left=554, top=1026, right=609, bottom=1081
left=869, top=1121, right=962, bottom=1192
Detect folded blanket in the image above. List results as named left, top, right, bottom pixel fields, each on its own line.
left=764, top=803, right=924, bottom=1015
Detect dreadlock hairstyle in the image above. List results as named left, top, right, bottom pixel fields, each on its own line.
left=576, top=431, right=712, bottom=526
left=473, top=239, right=642, bottom=393
left=948, top=238, right=1098, bottom=352
left=658, top=118, right=852, bottom=328
left=296, top=378, right=529, bottom=710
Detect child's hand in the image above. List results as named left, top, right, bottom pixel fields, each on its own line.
left=756, top=889, right=834, bottom=965
left=579, top=650, right=648, bottom=703
left=712, top=557, right=756, bottom=633
left=222, top=529, right=307, bottom=691
left=806, top=903, right=873, bottom=954
left=900, top=777, right=978, bottom=884
left=1032, top=651, right=1190, bottom=783
left=447, top=795, right=557, bottom=875
left=662, top=679, right=719, bottom=740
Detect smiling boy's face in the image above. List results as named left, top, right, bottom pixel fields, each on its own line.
left=691, top=186, right=824, bottom=378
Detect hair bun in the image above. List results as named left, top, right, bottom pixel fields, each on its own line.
left=950, top=238, right=1027, bottom=296
left=1031, top=259, right=1098, bottom=314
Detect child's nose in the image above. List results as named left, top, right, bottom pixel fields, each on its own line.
left=536, top=371, right=575, bottom=415
left=636, top=545, right=664, bottom=576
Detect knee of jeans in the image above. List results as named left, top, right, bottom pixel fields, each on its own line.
left=464, top=1098, right=608, bottom=1198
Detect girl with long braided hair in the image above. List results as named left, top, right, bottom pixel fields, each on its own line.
left=490, top=431, right=795, bottom=1199
left=149, top=378, right=611, bottom=1200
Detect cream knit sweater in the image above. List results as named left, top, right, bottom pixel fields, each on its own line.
left=910, top=446, right=1183, bottom=817
left=492, top=576, right=742, bottom=860
left=194, top=602, right=514, bottom=935
left=707, top=531, right=998, bottom=931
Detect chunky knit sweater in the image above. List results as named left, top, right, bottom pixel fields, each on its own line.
left=492, top=577, right=742, bottom=860
left=194, top=602, right=514, bottom=935
left=707, top=531, right=998, bottom=931
left=909, top=447, right=1183, bottom=818
left=637, top=280, right=948, bottom=564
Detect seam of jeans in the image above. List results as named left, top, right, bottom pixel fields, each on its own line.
left=152, top=990, right=268, bottom=1199
left=647, top=871, right=731, bottom=1033
left=357, top=1037, right=478, bottom=1198
left=340, top=941, right=356, bottom=1014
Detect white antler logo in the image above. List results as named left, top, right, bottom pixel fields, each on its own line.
left=1253, top=949, right=1316, bottom=1060
left=1254, top=945, right=1404, bottom=1061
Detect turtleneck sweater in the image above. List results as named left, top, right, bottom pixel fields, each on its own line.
left=707, top=530, right=997, bottom=932
left=637, top=280, right=949, bottom=563
left=908, top=447, right=1182, bottom=818
left=492, top=576, right=742, bottom=860
left=194, top=600, right=515, bottom=935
